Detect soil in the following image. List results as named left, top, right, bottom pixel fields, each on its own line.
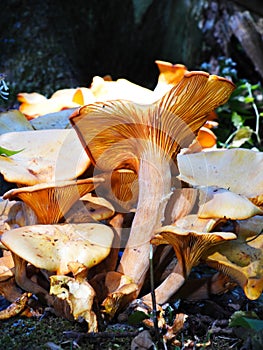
left=0, top=281, right=262, bottom=349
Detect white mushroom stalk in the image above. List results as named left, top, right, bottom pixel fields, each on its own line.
left=70, top=71, right=235, bottom=294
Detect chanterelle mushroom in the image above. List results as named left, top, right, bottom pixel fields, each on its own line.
left=1, top=223, right=114, bottom=295
left=70, top=70, right=235, bottom=294
left=0, top=129, right=90, bottom=186
left=3, top=178, right=104, bottom=224
left=143, top=226, right=236, bottom=305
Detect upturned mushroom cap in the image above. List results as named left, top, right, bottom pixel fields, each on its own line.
left=151, top=226, right=236, bottom=277
left=3, top=178, right=104, bottom=224
left=177, top=148, right=263, bottom=199
left=205, top=233, right=263, bottom=300
left=153, top=60, right=187, bottom=98
left=0, top=129, right=90, bottom=185
left=1, top=223, right=114, bottom=275
left=98, top=169, right=139, bottom=211
left=198, top=186, right=263, bottom=219
left=70, top=72, right=235, bottom=173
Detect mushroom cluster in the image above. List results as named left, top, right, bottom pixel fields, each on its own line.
left=1, top=60, right=262, bottom=336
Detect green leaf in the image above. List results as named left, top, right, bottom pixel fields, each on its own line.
left=243, top=96, right=254, bottom=104
left=231, top=111, right=243, bottom=128
left=229, top=311, right=263, bottom=331
left=128, top=310, right=150, bottom=325
left=231, top=126, right=253, bottom=147
left=0, top=146, right=24, bottom=157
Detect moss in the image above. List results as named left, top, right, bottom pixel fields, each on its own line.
left=0, top=314, right=134, bottom=349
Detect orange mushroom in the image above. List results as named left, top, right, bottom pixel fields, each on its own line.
left=70, top=70, right=235, bottom=300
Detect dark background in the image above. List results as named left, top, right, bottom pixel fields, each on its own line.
left=0, top=0, right=262, bottom=102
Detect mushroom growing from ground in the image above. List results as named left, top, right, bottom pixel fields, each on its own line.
left=3, top=178, right=104, bottom=224
left=70, top=70, right=235, bottom=298
left=0, top=223, right=114, bottom=299
left=177, top=148, right=263, bottom=202
left=0, top=129, right=90, bottom=186
left=142, top=226, right=236, bottom=305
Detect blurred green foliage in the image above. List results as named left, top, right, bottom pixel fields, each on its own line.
left=201, top=57, right=263, bottom=151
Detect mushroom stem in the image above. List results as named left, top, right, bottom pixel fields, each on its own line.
left=117, top=148, right=172, bottom=291
left=142, top=266, right=185, bottom=306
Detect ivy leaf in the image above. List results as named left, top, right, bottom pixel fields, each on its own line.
left=0, top=146, right=24, bottom=157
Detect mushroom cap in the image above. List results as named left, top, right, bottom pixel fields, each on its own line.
left=0, top=129, right=90, bottom=185
left=90, top=76, right=155, bottom=104
left=65, top=193, right=115, bottom=223
left=198, top=186, right=263, bottom=220
left=151, top=226, right=236, bottom=276
left=3, top=178, right=104, bottom=224
left=97, top=169, right=139, bottom=211
left=70, top=71, right=235, bottom=172
left=1, top=223, right=114, bottom=275
left=177, top=148, right=263, bottom=198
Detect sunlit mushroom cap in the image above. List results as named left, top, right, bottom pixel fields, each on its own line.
left=0, top=129, right=90, bottom=185
left=151, top=226, right=236, bottom=277
left=70, top=71, right=235, bottom=173
left=1, top=223, right=114, bottom=275
left=198, top=186, right=263, bottom=219
left=65, top=193, right=115, bottom=223
left=177, top=148, right=263, bottom=198
left=153, top=60, right=187, bottom=98
left=3, top=178, right=104, bottom=224
left=205, top=233, right=263, bottom=300
left=90, top=76, right=155, bottom=104
left=18, top=88, right=95, bottom=119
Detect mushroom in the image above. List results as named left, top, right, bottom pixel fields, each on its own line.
left=198, top=186, right=263, bottom=220
left=18, top=88, right=95, bottom=119
left=3, top=178, right=104, bottom=224
left=70, top=70, right=235, bottom=295
left=153, top=60, right=187, bottom=97
left=0, top=223, right=114, bottom=298
left=205, top=232, right=263, bottom=300
left=142, top=226, right=236, bottom=305
left=0, top=129, right=90, bottom=185
left=50, top=275, right=98, bottom=332
left=177, top=148, right=263, bottom=200
left=64, top=192, right=115, bottom=223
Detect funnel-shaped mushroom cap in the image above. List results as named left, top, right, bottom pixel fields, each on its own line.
left=205, top=233, right=263, bottom=300
left=198, top=186, right=263, bottom=219
left=151, top=226, right=236, bottom=277
left=1, top=223, right=114, bottom=275
left=98, top=169, right=139, bottom=211
left=177, top=148, right=263, bottom=199
left=0, top=129, right=90, bottom=185
left=155, top=61, right=187, bottom=85
left=3, top=178, right=104, bottom=224
left=70, top=72, right=235, bottom=172
left=153, top=61, right=187, bottom=97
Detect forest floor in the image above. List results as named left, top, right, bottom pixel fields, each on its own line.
left=1, top=278, right=262, bottom=350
